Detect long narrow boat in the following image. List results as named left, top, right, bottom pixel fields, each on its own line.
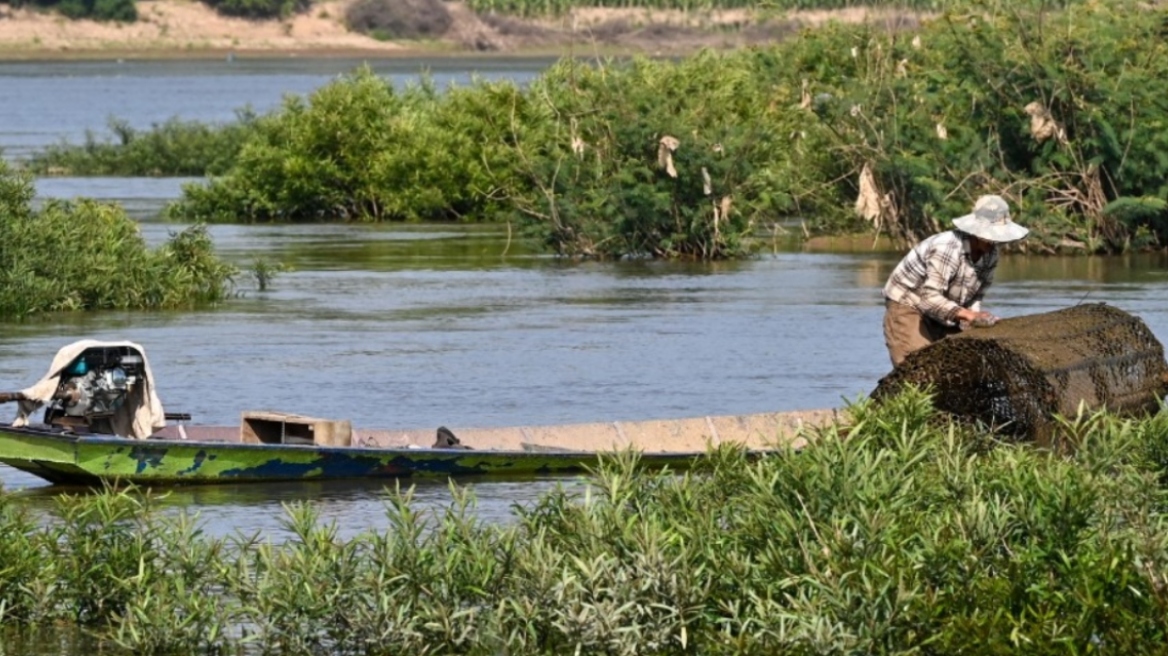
left=0, top=409, right=836, bottom=486
left=0, top=341, right=837, bottom=486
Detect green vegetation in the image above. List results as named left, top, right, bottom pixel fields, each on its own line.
left=200, top=0, right=311, bottom=20
left=166, top=72, right=519, bottom=224
left=0, top=161, right=237, bottom=319
left=24, top=112, right=258, bottom=178
left=27, top=0, right=1168, bottom=258
left=4, top=388, right=1168, bottom=653
left=7, top=0, right=138, bottom=22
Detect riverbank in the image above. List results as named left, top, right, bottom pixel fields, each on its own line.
left=0, top=0, right=923, bottom=59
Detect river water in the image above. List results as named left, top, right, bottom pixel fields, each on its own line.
left=3, top=57, right=1168, bottom=545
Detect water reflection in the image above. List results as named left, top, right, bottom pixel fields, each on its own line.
left=8, top=475, right=584, bottom=542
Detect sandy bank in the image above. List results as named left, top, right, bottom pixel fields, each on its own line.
left=0, top=0, right=923, bottom=60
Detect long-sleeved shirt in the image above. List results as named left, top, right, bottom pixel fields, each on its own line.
left=882, top=230, right=997, bottom=325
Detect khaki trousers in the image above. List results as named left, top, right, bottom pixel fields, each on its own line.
left=883, top=300, right=960, bottom=367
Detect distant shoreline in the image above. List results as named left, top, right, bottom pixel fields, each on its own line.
left=0, top=0, right=923, bottom=62
left=0, top=46, right=573, bottom=62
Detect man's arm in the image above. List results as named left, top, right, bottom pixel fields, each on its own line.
left=916, top=244, right=964, bottom=323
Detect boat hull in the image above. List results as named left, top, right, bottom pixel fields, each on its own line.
left=0, top=425, right=710, bottom=486
left=0, top=407, right=837, bottom=486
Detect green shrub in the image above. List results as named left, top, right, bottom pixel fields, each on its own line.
left=24, top=111, right=259, bottom=177
left=91, top=0, right=136, bottom=21
left=790, top=0, right=1168, bottom=250
left=13, top=0, right=138, bottom=21
left=167, top=66, right=521, bottom=223
left=500, top=53, right=818, bottom=258
left=0, top=161, right=236, bottom=318
left=146, top=0, right=1168, bottom=256
left=201, top=0, right=311, bottom=20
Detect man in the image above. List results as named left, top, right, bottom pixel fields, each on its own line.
left=882, top=194, right=1029, bottom=367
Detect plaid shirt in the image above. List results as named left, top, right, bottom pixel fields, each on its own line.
left=883, top=230, right=998, bottom=324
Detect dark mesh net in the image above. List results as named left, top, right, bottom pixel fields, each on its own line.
left=872, top=303, right=1168, bottom=440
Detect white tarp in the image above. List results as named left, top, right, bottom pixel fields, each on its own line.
left=13, top=339, right=166, bottom=439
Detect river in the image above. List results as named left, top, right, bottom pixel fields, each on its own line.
left=2, top=57, right=1168, bottom=544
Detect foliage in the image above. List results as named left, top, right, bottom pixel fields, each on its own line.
left=248, top=256, right=289, bottom=291
left=0, top=161, right=237, bottom=318
left=5, top=389, right=1168, bottom=653
left=791, top=0, right=1168, bottom=251
left=9, top=0, right=138, bottom=21
left=23, top=111, right=259, bottom=177
left=200, top=0, right=311, bottom=20
left=345, top=0, right=453, bottom=41
left=33, top=0, right=1168, bottom=256
left=500, top=54, right=788, bottom=258
left=167, top=66, right=521, bottom=224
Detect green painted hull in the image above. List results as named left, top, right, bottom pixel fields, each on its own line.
left=0, top=424, right=707, bottom=486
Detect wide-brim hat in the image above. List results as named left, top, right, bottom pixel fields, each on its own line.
left=952, top=194, right=1029, bottom=242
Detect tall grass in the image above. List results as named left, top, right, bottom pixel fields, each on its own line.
left=4, top=388, right=1168, bottom=653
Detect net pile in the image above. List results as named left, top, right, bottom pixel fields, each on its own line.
left=872, top=303, right=1168, bottom=440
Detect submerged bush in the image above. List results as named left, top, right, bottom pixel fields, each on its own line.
left=500, top=53, right=814, bottom=259
left=167, top=66, right=521, bottom=224
left=785, top=0, right=1168, bottom=251
left=23, top=112, right=259, bottom=177
left=0, top=161, right=236, bottom=318
left=37, top=0, right=1168, bottom=256
left=4, top=388, right=1168, bottom=653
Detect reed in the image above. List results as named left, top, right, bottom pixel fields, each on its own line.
left=4, top=387, right=1168, bottom=654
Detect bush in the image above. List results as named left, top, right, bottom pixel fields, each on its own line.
left=24, top=110, right=259, bottom=177
left=154, top=0, right=1168, bottom=257
left=786, top=0, right=1168, bottom=250
left=167, top=66, right=520, bottom=223
left=14, top=0, right=137, bottom=21
left=0, top=161, right=236, bottom=318
left=201, top=0, right=311, bottom=20
left=91, top=0, right=136, bottom=21
left=345, top=0, right=452, bottom=40
left=495, top=51, right=828, bottom=259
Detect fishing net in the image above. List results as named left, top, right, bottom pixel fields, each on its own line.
left=872, top=303, right=1168, bottom=441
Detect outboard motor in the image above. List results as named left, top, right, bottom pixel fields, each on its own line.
left=45, top=345, right=147, bottom=434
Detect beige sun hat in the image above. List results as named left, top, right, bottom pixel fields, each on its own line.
left=952, top=195, right=1029, bottom=242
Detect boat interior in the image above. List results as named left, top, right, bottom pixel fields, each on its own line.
left=145, top=408, right=841, bottom=453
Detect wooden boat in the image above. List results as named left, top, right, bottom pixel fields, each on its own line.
left=0, top=409, right=835, bottom=486
left=0, top=341, right=836, bottom=486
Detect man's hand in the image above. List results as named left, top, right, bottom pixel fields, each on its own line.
left=956, top=308, right=1000, bottom=329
